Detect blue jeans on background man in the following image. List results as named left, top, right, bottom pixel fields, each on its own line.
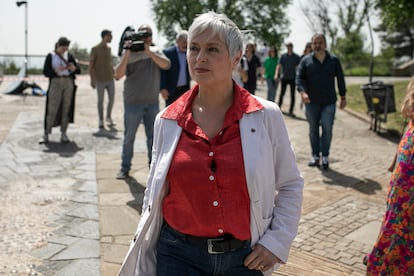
left=305, top=103, right=336, bottom=158
left=156, top=224, right=263, bottom=275
left=266, top=78, right=279, bottom=102
left=121, top=103, right=159, bottom=173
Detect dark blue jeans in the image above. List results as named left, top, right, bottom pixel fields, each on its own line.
left=278, top=78, right=296, bottom=113
left=121, top=103, right=159, bottom=171
left=156, top=224, right=263, bottom=276
left=305, top=103, right=336, bottom=157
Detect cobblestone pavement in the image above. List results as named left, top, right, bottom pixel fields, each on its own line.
left=0, top=77, right=123, bottom=276
left=0, top=75, right=410, bottom=275
left=0, top=112, right=102, bottom=275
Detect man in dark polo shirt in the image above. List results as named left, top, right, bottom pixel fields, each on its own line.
left=275, top=42, right=300, bottom=116
left=89, top=29, right=115, bottom=129
left=296, top=33, right=346, bottom=170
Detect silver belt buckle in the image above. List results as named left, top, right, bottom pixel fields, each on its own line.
left=207, top=238, right=224, bottom=254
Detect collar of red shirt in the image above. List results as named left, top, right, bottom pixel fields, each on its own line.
left=161, top=82, right=264, bottom=122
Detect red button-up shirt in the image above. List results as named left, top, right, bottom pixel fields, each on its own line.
left=161, top=84, right=263, bottom=240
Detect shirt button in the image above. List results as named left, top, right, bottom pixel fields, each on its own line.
left=209, top=175, right=215, bottom=181
left=218, top=131, right=223, bottom=135
left=218, top=228, right=224, bottom=234
left=213, top=201, right=219, bottom=206
left=209, top=151, right=214, bottom=157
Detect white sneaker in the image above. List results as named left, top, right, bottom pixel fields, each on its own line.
left=106, top=117, right=115, bottom=126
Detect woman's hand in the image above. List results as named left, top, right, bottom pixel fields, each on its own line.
left=244, top=243, right=281, bottom=272
left=67, top=62, right=76, bottom=72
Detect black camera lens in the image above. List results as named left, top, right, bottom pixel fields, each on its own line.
left=137, top=31, right=152, bottom=38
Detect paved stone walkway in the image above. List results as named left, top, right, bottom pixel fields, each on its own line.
left=0, top=75, right=409, bottom=275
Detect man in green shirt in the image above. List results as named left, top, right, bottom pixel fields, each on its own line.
left=262, top=46, right=279, bottom=102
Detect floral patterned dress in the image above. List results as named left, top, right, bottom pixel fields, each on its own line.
left=364, top=119, right=414, bottom=275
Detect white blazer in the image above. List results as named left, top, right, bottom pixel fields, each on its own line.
left=119, top=96, right=304, bottom=276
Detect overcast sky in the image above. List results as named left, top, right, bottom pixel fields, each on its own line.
left=0, top=0, right=379, bottom=60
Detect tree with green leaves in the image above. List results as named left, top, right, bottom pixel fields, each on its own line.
left=335, top=31, right=370, bottom=69
left=68, top=43, right=89, bottom=73
left=299, top=0, right=372, bottom=50
left=375, top=0, right=414, bottom=59
left=150, top=0, right=290, bottom=48
left=299, top=0, right=374, bottom=73
left=299, top=0, right=338, bottom=49
left=1, top=59, right=19, bottom=74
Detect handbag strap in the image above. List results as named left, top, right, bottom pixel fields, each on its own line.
left=56, top=52, right=69, bottom=66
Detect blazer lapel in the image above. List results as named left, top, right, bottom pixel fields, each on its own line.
left=152, top=118, right=182, bottom=196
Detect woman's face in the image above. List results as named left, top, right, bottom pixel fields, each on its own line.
left=56, top=45, right=69, bottom=54
left=187, top=30, right=237, bottom=86
left=245, top=44, right=254, bottom=55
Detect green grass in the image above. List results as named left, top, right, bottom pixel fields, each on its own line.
left=346, top=80, right=410, bottom=136
left=344, top=66, right=391, bottom=76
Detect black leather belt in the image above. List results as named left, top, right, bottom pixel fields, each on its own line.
left=164, top=223, right=247, bottom=254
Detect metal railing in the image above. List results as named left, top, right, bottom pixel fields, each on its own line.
left=0, top=54, right=47, bottom=72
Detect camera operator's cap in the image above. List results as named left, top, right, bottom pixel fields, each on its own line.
left=101, top=29, right=112, bottom=38
left=137, top=24, right=152, bottom=34
left=57, top=36, right=70, bottom=46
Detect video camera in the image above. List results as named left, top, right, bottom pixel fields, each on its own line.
left=118, top=26, right=152, bottom=56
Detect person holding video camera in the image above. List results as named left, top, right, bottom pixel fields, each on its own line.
left=115, top=24, right=170, bottom=179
